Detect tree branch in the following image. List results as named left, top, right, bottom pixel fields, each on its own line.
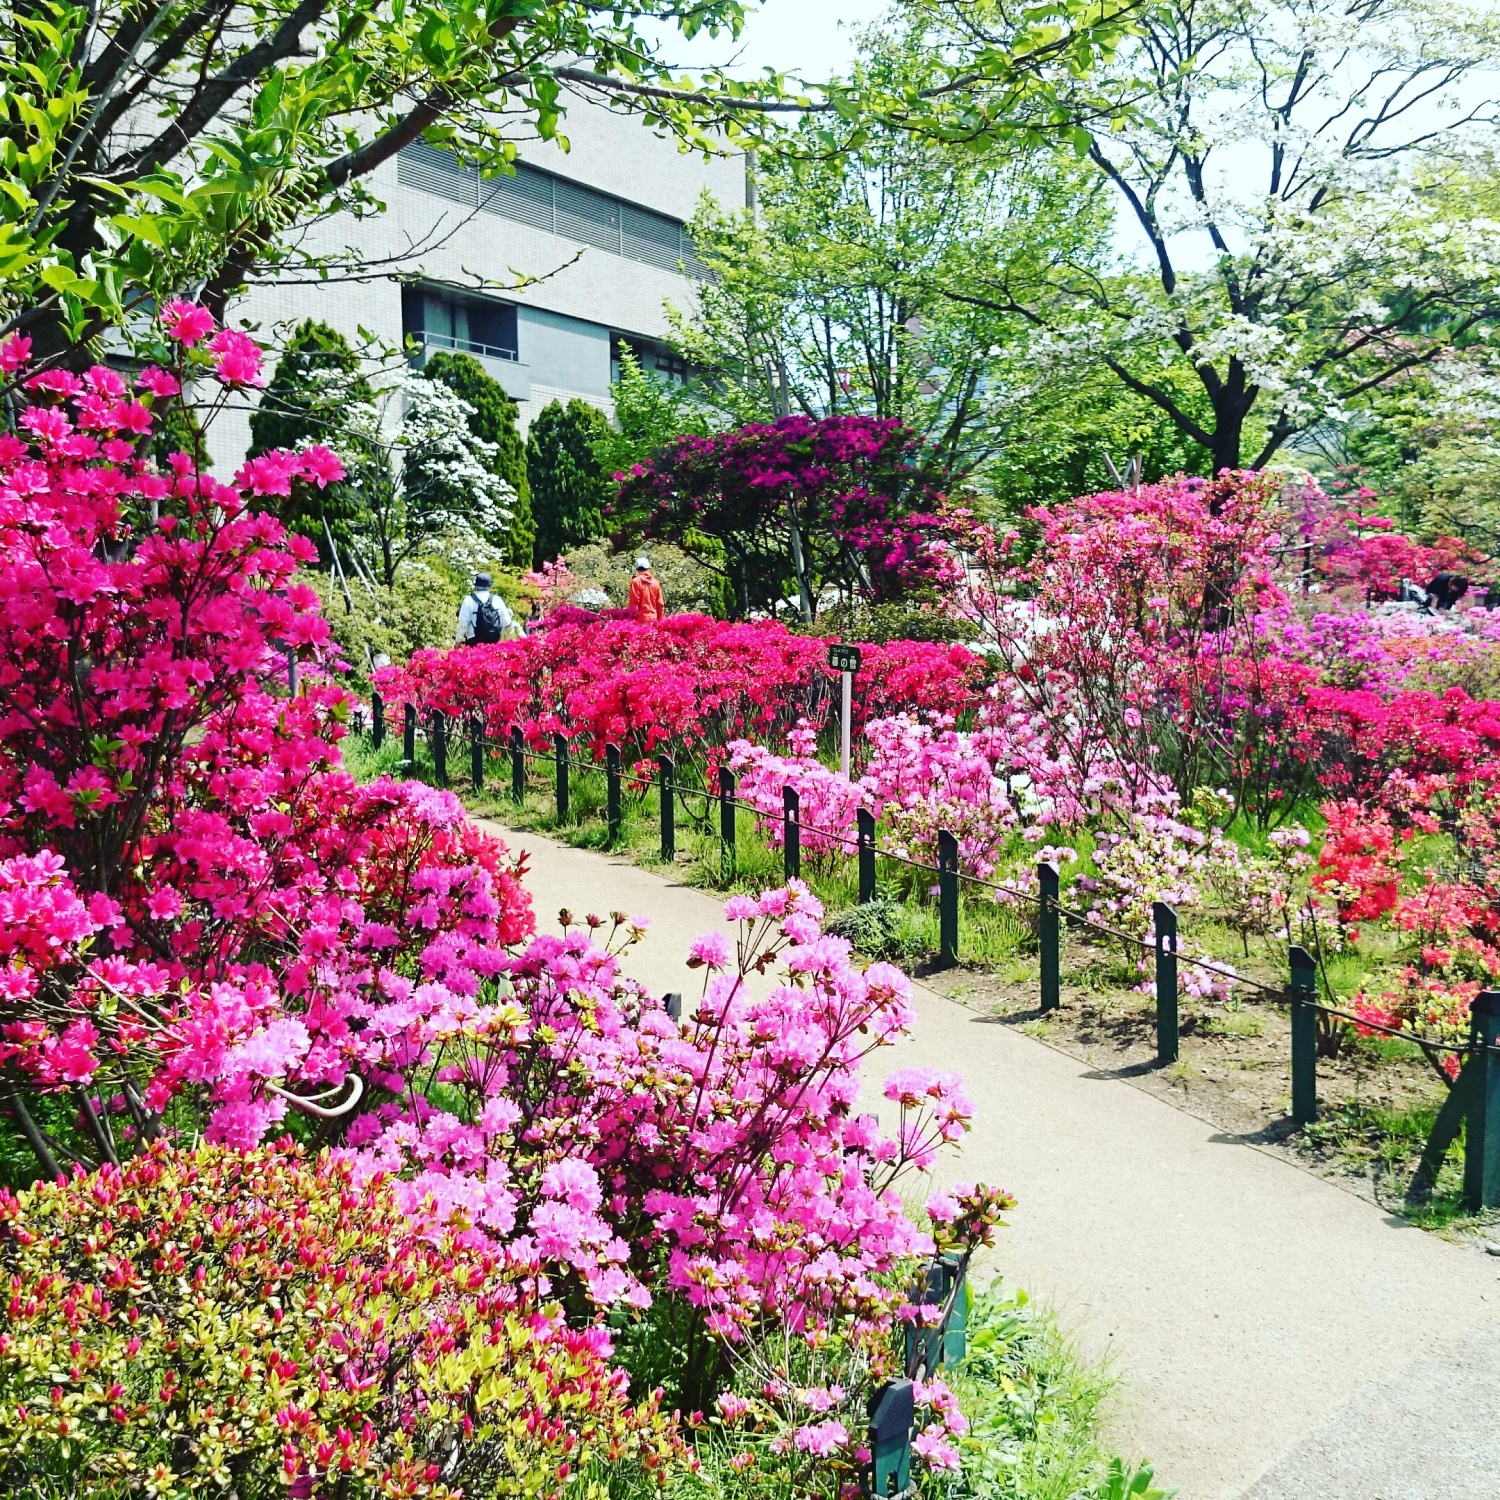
left=119, top=0, right=331, bottom=178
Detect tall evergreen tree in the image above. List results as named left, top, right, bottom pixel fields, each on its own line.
left=249, top=321, right=371, bottom=559
left=420, top=351, right=534, bottom=568
left=527, top=400, right=613, bottom=567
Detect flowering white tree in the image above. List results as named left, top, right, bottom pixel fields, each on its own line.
left=313, top=373, right=516, bottom=585
left=920, top=0, right=1500, bottom=473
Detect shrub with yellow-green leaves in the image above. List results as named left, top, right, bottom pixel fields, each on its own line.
left=0, top=1142, right=684, bottom=1500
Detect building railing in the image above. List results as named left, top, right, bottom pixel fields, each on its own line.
left=414, top=330, right=521, bottom=363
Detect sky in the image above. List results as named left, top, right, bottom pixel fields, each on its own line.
left=653, top=0, right=890, bottom=85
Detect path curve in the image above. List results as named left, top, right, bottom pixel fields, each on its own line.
left=485, top=821, right=1500, bottom=1500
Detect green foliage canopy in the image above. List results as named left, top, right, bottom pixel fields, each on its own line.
left=248, top=320, right=372, bottom=559
left=528, top=399, right=613, bottom=567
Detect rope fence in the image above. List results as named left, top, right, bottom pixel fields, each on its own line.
left=366, top=696, right=1500, bottom=1211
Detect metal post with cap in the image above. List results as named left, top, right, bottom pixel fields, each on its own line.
left=606, top=744, right=622, bottom=845
left=1038, top=860, right=1060, bottom=1013
left=857, top=808, right=877, bottom=904
left=1464, top=990, right=1500, bottom=1209
left=431, top=712, right=448, bottom=787
left=937, top=829, right=959, bottom=968
left=864, top=1380, right=914, bottom=1499
left=718, top=765, right=735, bottom=865
left=553, top=733, right=569, bottom=822
left=659, top=754, right=675, bottom=862
left=1289, top=944, right=1318, bottom=1126
left=1153, top=901, right=1179, bottom=1064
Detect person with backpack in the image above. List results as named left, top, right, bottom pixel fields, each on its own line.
left=455, top=572, right=515, bottom=645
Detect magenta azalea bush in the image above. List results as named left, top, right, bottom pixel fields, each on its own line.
left=615, top=414, right=956, bottom=613
left=0, top=311, right=1016, bottom=1495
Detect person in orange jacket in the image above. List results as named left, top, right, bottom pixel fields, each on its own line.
left=628, top=556, right=665, bottom=623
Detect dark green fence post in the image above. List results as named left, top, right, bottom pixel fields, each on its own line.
left=371, top=691, right=385, bottom=749
left=1153, top=901, right=1179, bottom=1064
left=403, top=702, right=416, bottom=765
left=510, top=725, right=524, bottom=804
left=469, top=716, right=484, bottom=793
left=903, top=1254, right=968, bottom=1379
left=1464, top=990, right=1500, bottom=1209
left=783, top=785, right=801, bottom=880
left=865, top=1380, right=914, bottom=1499
left=718, top=766, right=735, bottom=857
left=659, top=754, right=675, bottom=862
left=858, top=808, right=877, bottom=904
left=553, top=733, right=569, bottom=822
left=1038, top=860, right=1060, bottom=1013
left=606, top=743, right=622, bottom=845
left=1290, top=944, right=1318, bottom=1126
left=937, top=829, right=959, bottom=968
left=431, top=713, right=448, bottom=787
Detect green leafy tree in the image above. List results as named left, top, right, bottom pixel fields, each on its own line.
left=248, top=321, right=371, bottom=559
left=0, top=0, right=1157, bottom=388
left=678, top=56, right=1116, bottom=483
left=905, top=0, right=1500, bottom=473
left=0, top=0, right=790, bottom=374
left=592, top=349, right=719, bottom=481
left=528, top=399, right=612, bottom=567
left=672, top=36, right=1207, bottom=507
left=420, top=351, right=534, bottom=567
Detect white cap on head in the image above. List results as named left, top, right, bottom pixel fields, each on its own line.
left=635, top=556, right=650, bottom=570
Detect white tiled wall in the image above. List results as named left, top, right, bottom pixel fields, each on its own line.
left=212, top=93, right=744, bottom=470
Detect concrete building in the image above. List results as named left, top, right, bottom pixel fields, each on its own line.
left=221, top=98, right=744, bottom=456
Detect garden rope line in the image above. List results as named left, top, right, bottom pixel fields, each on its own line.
left=402, top=711, right=1500, bottom=1209
left=409, top=720, right=1500, bottom=1054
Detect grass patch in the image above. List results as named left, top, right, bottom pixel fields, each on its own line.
left=1299, top=1097, right=1497, bottom=1233
left=627, top=1284, right=1168, bottom=1500
left=943, top=1285, right=1168, bottom=1500
left=1202, top=1010, right=1265, bottom=1039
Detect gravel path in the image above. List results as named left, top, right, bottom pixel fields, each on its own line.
left=486, top=822, right=1500, bottom=1500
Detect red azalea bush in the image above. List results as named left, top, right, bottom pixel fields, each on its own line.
left=375, top=614, right=987, bottom=761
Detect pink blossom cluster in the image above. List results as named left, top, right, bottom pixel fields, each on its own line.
left=726, top=703, right=1142, bottom=881
left=339, top=878, right=994, bottom=1350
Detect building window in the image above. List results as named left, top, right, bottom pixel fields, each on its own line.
left=612, top=335, right=692, bottom=386
left=397, top=141, right=706, bottom=278
left=402, top=284, right=519, bottom=362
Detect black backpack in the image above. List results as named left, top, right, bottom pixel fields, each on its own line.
left=470, top=593, right=505, bottom=644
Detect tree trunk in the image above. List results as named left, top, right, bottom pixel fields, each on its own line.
left=787, top=496, right=814, bottom=623
left=1209, top=413, right=1244, bottom=481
